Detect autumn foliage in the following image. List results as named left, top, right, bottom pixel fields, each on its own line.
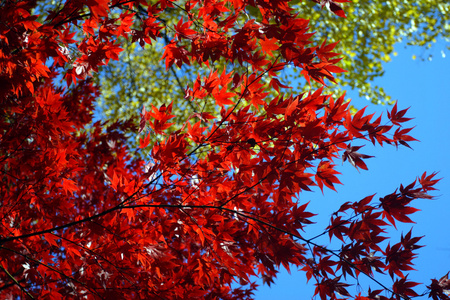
left=0, top=0, right=447, bottom=299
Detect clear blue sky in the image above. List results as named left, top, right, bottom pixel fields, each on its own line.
left=253, top=41, right=450, bottom=298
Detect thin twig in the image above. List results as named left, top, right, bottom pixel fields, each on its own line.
left=0, top=264, right=34, bottom=299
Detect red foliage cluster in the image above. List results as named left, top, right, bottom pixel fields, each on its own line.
left=0, top=0, right=445, bottom=298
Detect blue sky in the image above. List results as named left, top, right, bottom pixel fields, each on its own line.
left=253, top=40, right=450, bottom=298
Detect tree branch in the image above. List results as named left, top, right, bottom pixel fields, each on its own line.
left=0, top=264, right=34, bottom=299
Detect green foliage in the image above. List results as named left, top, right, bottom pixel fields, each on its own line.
left=95, top=38, right=194, bottom=127
left=295, top=0, right=450, bottom=104
left=93, top=9, right=194, bottom=134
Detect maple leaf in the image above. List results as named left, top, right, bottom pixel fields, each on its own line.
left=388, top=102, right=413, bottom=125
left=312, top=0, right=350, bottom=18
left=385, top=240, right=418, bottom=279
left=428, top=272, right=450, bottom=300
left=139, top=133, right=151, bottom=148
left=379, top=179, right=429, bottom=228
left=327, top=216, right=350, bottom=242
left=401, top=229, right=424, bottom=251
left=342, top=144, right=374, bottom=171
left=269, top=78, right=291, bottom=93
left=393, top=127, right=418, bottom=149
left=419, top=171, right=441, bottom=191
left=316, top=39, right=341, bottom=62
left=392, top=276, right=420, bottom=298
left=86, top=0, right=110, bottom=19
left=161, top=42, right=190, bottom=69
left=315, top=161, right=342, bottom=193
left=315, top=276, right=351, bottom=300
left=259, top=37, right=279, bottom=57
left=285, top=97, right=299, bottom=118
left=174, top=18, right=198, bottom=40
left=62, top=179, right=78, bottom=196
left=213, top=86, right=235, bottom=107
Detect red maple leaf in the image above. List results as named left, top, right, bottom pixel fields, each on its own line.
left=342, top=144, right=374, bottom=171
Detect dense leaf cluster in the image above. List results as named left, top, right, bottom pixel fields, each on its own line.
left=92, top=0, right=450, bottom=144
left=0, top=0, right=446, bottom=299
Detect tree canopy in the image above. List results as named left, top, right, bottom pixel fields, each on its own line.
left=94, top=0, right=449, bottom=137
left=0, top=0, right=447, bottom=299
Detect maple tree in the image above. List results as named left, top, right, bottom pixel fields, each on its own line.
left=0, top=0, right=447, bottom=299
left=93, top=0, right=449, bottom=143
